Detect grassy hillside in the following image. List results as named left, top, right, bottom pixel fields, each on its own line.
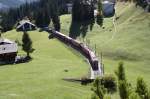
left=0, top=2, right=149, bottom=99
left=0, top=30, right=92, bottom=99
left=60, top=2, right=150, bottom=86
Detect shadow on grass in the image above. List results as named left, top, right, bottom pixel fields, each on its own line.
left=63, top=77, right=93, bottom=85
left=69, top=20, right=94, bottom=39
left=0, top=56, right=32, bottom=66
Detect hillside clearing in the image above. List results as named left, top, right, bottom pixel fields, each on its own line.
left=0, top=2, right=150, bottom=99
left=0, top=30, right=92, bottom=99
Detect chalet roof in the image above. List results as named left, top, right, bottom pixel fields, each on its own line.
left=103, top=0, right=115, bottom=4
left=82, top=0, right=92, bottom=5
left=17, top=20, right=36, bottom=29
left=0, top=38, right=17, bottom=54
left=0, top=38, right=14, bottom=44
left=66, top=3, right=72, bottom=7
left=103, top=0, right=116, bottom=3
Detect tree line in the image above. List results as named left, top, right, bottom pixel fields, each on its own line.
left=0, top=0, right=68, bottom=32
left=0, top=0, right=104, bottom=33
left=0, top=0, right=149, bottom=32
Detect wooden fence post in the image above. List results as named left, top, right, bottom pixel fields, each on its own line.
left=100, top=52, right=104, bottom=75
left=95, top=44, right=97, bottom=55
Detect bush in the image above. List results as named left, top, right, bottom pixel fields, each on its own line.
left=119, top=80, right=129, bottom=99
left=136, top=77, right=150, bottom=99
left=101, top=75, right=117, bottom=93
left=104, top=94, right=111, bottom=99
left=91, top=93, right=100, bottom=99
left=115, top=62, right=126, bottom=81
left=129, top=92, right=140, bottom=99
left=91, top=78, right=106, bottom=99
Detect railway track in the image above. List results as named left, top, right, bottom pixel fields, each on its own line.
left=44, top=28, right=103, bottom=79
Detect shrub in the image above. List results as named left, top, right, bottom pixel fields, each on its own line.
left=136, top=77, right=150, bottom=99
left=129, top=92, right=140, bottom=99
left=101, top=75, right=117, bottom=93
left=104, top=94, right=111, bottom=99
left=91, top=93, right=100, bottom=99
left=119, top=80, right=129, bottom=99
left=91, top=78, right=106, bottom=99
left=115, top=62, right=126, bottom=81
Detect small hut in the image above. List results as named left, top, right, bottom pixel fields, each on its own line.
left=102, top=0, right=115, bottom=17
left=16, top=20, right=36, bottom=31
left=0, top=38, right=18, bottom=61
left=67, top=3, right=73, bottom=13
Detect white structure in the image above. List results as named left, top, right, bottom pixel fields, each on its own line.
left=94, top=10, right=98, bottom=17
left=67, top=3, right=73, bottom=13
left=90, top=63, right=103, bottom=79
left=16, top=19, right=36, bottom=31
left=0, top=38, right=18, bottom=61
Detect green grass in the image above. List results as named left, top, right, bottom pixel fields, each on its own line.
left=60, top=2, right=150, bottom=98
left=0, top=2, right=150, bottom=99
left=0, top=30, right=92, bottom=99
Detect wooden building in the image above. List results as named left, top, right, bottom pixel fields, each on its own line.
left=16, top=20, right=36, bottom=31
left=66, top=3, right=73, bottom=13
left=102, top=0, right=115, bottom=17
left=0, top=38, right=18, bottom=61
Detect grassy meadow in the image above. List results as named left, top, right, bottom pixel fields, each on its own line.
left=0, top=30, right=92, bottom=99
left=0, top=2, right=150, bottom=99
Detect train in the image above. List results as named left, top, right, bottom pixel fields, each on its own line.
left=49, top=30, right=100, bottom=71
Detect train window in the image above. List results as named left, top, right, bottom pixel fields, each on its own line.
left=93, top=61, right=99, bottom=70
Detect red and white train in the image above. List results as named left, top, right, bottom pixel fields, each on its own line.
left=45, top=28, right=103, bottom=79
left=52, top=30, right=99, bottom=69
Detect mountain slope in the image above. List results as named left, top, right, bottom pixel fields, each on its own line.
left=60, top=2, right=150, bottom=86
left=0, top=0, right=37, bottom=9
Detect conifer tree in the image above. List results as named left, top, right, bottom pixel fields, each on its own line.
left=136, top=77, right=150, bottom=99
left=0, top=0, right=61, bottom=32
left=119, top=80, right=129, bottom=99
left=96, top=0, right=103, bottom=26
left=22, top=31, right=33, bottom=58
left=115, top=62, right=126, bottom=81
left=115, top=62, right=129, bottom=99
left=91, top=78, right=106, bottom=99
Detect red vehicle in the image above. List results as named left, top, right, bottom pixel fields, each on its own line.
left=51, top=29, right=100, bottom=71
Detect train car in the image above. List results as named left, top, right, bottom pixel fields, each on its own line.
left=52, top=30, right=100, bottom=71
left=88, top=51, right=99, bottom=70
left=80, top=43, right=91, bottom=58
left=70, top=39, right=81, bottom=49
left=54, top=31, right=72, bottom=45
left=48, top=29, right=103, bottom=78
